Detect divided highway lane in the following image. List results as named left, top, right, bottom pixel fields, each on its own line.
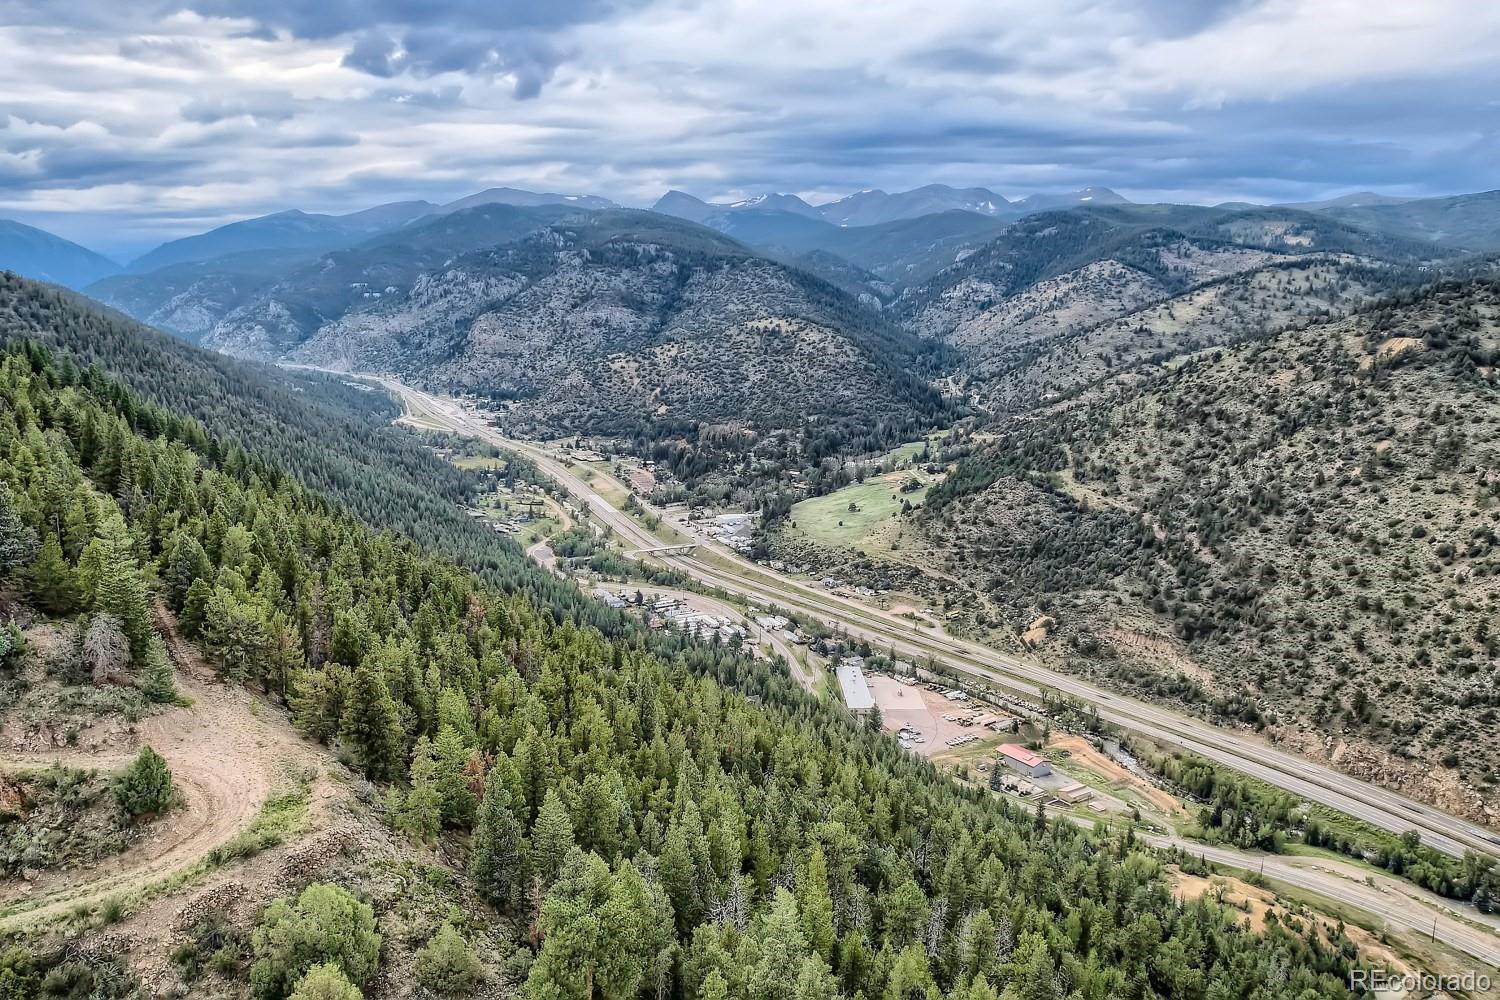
left=376, top=376, right=1500, bottom=864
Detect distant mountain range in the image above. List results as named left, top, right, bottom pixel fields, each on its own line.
left=0, top=219, right=120, bottom=289
left=125, top=201, right=439, bottom=274
left=4, top=183, right=1499, bottom=303
left=651, top=183, right=1124, bottom=229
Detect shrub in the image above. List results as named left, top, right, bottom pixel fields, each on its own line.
left=0, top=624, right=24, bottom=672
left=413, top=924, right=483, bottom=997
left=114, top=746, right=175, bottom=818
left=172, top=912, right=245, bottom=983
left=249, top=883, right=381, bottom=999
left=99, top=896, right=125, bottom=925
left=0, top=945, right=38, bottom=1000
left=288, top=963, right=362, bottom=1000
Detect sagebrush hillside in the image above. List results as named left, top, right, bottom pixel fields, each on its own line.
left=911, top=277, right=1500, bottom=817
left=966, top=256, right=1406, bottom=410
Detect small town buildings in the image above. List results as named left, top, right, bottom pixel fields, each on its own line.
left=997, top=744, right=1052, bottom=778
left=593, top=588, right=626, bottom=609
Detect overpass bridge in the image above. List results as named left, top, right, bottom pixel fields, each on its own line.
left=626, top=543, right=699, bottom=558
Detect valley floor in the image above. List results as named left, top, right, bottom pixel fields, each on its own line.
left=374, top=375, right=1500, bottom=978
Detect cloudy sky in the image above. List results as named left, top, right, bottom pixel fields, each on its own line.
left=2, top=0, right=1497, bottom=256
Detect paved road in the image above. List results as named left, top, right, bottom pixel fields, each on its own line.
left=1148, top=835, right=1500, bottom=970
left=376, top=376, right=1500, bottom=864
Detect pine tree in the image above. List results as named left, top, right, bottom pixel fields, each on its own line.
left=432, top=725, right=478, bottom=829
left=394, top=736, right=442, bottom=842
left=797, top=845, right=835, bottom=962
left=163, top=532, right=212, bottom=611
left=0, top=484, right=37, bottom=581
left=114, top=745, right=175, bottom=817
left=201, top=585, right=267, bottom=682
left=530, top=788, right=576, bottom=887
left=339, top=665, right=406, bottom=781
left=700, top=969, right=729, bottom=1000
left=469, top=772, right=525, bottom=909
left=523, top=851, right=613, bottom=1000
left=91, top=519, right=151, bottom=663
left=748, top=888, right=817, bottom=999
left=180, top=577, right=213, bottom=637
left=660, top=797, right=710, bottom=934
left=139, top=638, right=180, bottom=704
left=26, top=532, right=78, bottom=615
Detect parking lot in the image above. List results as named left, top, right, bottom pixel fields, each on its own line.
left=869, top=674, right=989, bottom=758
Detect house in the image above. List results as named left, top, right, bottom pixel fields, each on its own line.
left=593, top=588, right=626, bottom=609
left=1052, top=782, right=1092, bottom=805
left=836, top=662, right=876, bottom=716
left=997, top=744, right=1052, bottom=778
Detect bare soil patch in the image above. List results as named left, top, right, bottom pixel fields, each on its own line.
left=1045, top=734, right=1183, bottom=815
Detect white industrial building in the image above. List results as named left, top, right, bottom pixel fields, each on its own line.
left=837, top=660, right=876, bottom=716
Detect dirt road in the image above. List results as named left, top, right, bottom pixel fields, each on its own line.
left=0, top=607, right=327, bottom=932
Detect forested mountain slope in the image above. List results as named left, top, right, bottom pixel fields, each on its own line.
left=85, top=248, right=318, bottom=343
left=0, top=272, right=598, bottom=618
left=964, top=256, right=1405, bottom=410
left=896, top=205, right=1455, bottom=350
left=917, top=277, right=1500, bottom=817
left=126, top=201, right=436, bottom=273
left=698, top=209, right=1012, bottom=289
left=1313, top=189, right=1500, bottom=251
left=894, top=213, right=1294, bottom=344
left=0, top=336, right=1371, bottom=997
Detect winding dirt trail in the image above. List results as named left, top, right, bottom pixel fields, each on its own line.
left=0, top=606, right=326, bottom=932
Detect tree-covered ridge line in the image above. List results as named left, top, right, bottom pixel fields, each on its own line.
left=0, top=340, right=1378, bottom=997
left=0, top=272, right=615, bottom=622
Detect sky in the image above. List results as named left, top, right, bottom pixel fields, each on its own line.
left=1, top=0, right=1497, bottom=257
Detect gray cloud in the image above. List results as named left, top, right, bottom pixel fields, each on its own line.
left=198, top=0, right=634, bottom=95
left=0, top=0, right=1495, bottom=256
left=179, top=94, right=297, bottom=125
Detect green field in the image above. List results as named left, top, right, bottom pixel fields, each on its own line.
left=451, top=454, right=506, bottom=471
left=787, top=473, right=930, bottom=549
